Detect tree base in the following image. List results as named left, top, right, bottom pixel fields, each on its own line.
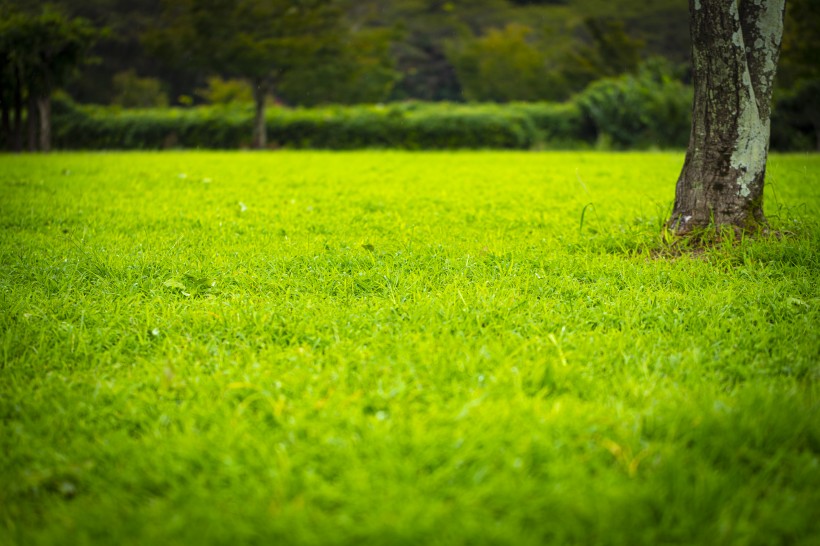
left=666, top=209, right=768, bottom=239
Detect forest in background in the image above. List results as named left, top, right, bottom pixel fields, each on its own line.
left=1, top=0, right=818, bottom=150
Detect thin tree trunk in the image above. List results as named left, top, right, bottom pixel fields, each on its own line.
left=1, top=91, right=9, bottom=150
left=12, top=66, right=23, bottom=152
left=252, top=81, right=267, bottom=150
left=668, top=0, right=785, bottom=235
left=26, top=93, right=38, bottom=152
left=37, top=94, right=51, bottom=153
left=0, top=60, right=9, bottom=149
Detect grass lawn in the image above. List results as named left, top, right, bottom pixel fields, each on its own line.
left=1, top=151, right=819, bottom=545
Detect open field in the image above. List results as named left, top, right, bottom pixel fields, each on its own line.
left=1, top=151, right=819, bottom=545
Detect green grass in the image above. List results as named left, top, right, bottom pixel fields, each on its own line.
left=1, top=151, right=819, bottom=545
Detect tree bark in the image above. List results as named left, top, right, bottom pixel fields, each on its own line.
left=12, top=65, right=23, bottom=152
left=37, top=95, right=51, bottom=153
left=252, top=81, right=268, bottom=150
left=0, top=63, right=9, bottom=149
left=668, top=0, right=785, bottom=235
left=26, top=93, right=38, bottom=152
left=1, top=92, right=9, bottom=150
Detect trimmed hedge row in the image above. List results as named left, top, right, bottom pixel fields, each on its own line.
left=271, top=104, right=544, bottom=149
left=52, top=68, right=814, bottom=152
left=52, top=64, right=701, bottom=151
left=52, top=102, right=254, bottom=150
left=52, top=100, right=564, bottom=150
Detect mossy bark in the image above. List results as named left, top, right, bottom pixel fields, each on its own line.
left=668, top=0, right=786, bottom=235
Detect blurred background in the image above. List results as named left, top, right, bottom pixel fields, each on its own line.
left=1, top=0, right=818, bottom=151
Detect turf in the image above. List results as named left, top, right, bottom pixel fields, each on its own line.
left=1, top=151, right=818, bottom=545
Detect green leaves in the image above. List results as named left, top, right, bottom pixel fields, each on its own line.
left=575, top=58, right=692, bottom=149
left=163, top=274, right=216, bottom=297
left=0, top=6, right=99, bottom=94
left=150, top=0, right=344, bottom=81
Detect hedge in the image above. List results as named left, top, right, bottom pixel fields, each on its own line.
left=574, top=61, right=693, bottom=149
left=51, top=72, right=812, bottom=152
left=52, top=101, right=254, bottom=150
left=52, top=100, right=558, bottom=151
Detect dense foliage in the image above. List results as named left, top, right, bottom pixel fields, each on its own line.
left=42, top=42, right=683, bottom=152
left=2, top=0, right=691, bottom=108
left=0, top=5, right=98, bottom=151
left=574, top=59, right=691, bottom=149
left=49, top=64, right=813, bottom=152
left=2, top=0, right=817, bottom=151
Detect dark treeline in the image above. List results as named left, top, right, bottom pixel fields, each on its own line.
left=0, top=5, right=97, bottom=151
left=1, top=0, right=818, bottom=151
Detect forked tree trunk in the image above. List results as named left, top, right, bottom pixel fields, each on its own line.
left=668, top=0, right=786, bottom=235
left=37, top=95, right=51, bottom=153
left=252, top=81, right=268, bottom=150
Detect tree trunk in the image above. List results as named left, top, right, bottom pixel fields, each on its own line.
left=668, top=0, right=785, bottom=235
left=1, top=91, right=9, bottom=150
left=26, top=93, right=38, bottom=152
left=12, top=66, right=23, bottom=152
left=252, top=81, right=268, bottom=150
left=37, top=95, right=51, bottom=153
left=0, top=63, right=9, bottom=149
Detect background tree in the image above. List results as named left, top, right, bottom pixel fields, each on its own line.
left=447, top=23, right=570, bottom=102
left=380, top=0, right=511, bottom=101
left=0, top=9, right=26, bottom=151
left=776, top=0, right=819, bottom=88
left=111, top=69, right=169, bottom=108
left=4, top=0, right=693, bottom=108
left=3, top=0, right=166, bottom=104
left=770, top=0, right=819, bottom=151
left=668, top=0, right=785, bottom=236
left=559, top=17, right=644, bottom=91
left=276, top=27, right=400, bottom=106
left=772, top=78, right=820, bottom=152
left=0, top=5, right=98, bottom=151
left=195, top=76, right=254, bottom=106
left=147, top=0, right=343, bottom=148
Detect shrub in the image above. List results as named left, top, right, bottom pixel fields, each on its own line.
left=111, top=70, right=169, bottom=108
left=508, top=102, right=595, bottom=147
left=51, top=97, right=254, bottom=149
left=575, top=59, right=692, bottom=149
left=195, top=77, right=254, bottom=105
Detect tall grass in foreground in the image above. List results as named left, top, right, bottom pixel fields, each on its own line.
left=0, top=151, right=818, bottom=545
